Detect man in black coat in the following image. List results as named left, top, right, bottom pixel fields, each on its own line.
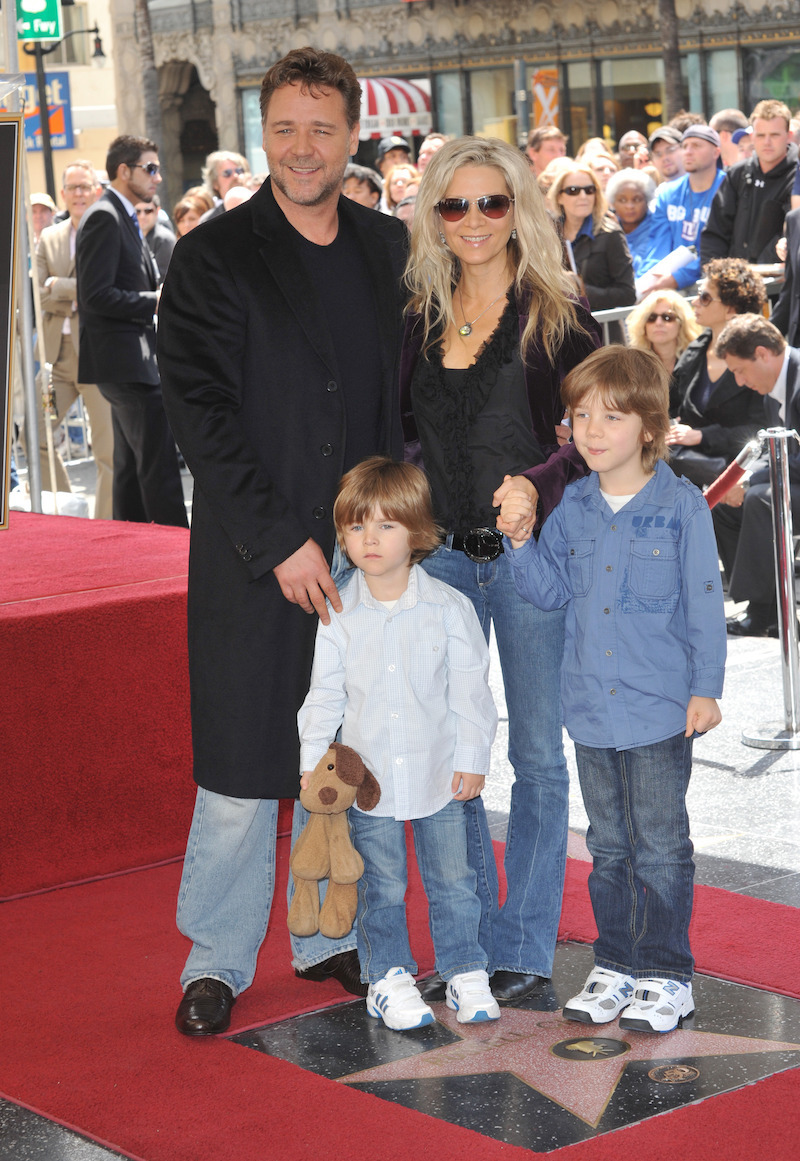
left=158, top=48, right=408, bottom=1036
left=712, top=315, right=800, bottom=637
left=771, top=206, right=800, bottom=347
left=76, top=135, right=187, bottom=526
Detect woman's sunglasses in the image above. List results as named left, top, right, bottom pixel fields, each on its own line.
left=561, top=184, right=596, bottom=196
left=436, top=194, right=515, bottom=221
left=646, top=312, right=677, bottom=324
left=696, top=290, right=720, bottom=306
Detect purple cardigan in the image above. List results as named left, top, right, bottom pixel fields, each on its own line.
left=399, top=293, right=600, bottom=526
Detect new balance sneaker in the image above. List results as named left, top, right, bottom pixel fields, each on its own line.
left=562, top=966, right=636, bottom=1025
left=366, top=967, right=435, bottom=1031
left=618, top=977, right=695, bottom=1033
left=446, top=969, right=501, bottom=1024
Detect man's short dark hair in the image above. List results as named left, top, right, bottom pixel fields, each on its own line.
left=259, top=46, right=361, bottom=130
left=527, top=126, right=567, bottom=152
left=106, top=135, right=158, bottom=180
left=343, top=163, right=382, bottom=197
left=710, top=108, right=748, bottom=134
left=715, top=314, right=787, bottom=360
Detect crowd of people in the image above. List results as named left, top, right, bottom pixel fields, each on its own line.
left=13, top=47, right=800, bottom=1045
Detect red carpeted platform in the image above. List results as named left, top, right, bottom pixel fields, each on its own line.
left=1, top=512, right=196, bottom=898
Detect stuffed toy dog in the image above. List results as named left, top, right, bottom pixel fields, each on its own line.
left=287, top=742, right=381, bottom=939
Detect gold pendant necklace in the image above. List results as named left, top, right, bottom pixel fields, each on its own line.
left=457, top=286, right=509, bottom=337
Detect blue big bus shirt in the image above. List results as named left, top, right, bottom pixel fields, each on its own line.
left=505, top=460, right=726, bottom=750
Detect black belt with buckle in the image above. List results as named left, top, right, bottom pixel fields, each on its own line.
left=450, top=527, right=504, bottom=563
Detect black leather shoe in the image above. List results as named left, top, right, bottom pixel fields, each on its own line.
left=726, top=613, right=778, bottom=638
left=294, top=949, right=368, bottom=997
left=490, top=970, right=546, bottom=1003
left=417, top=972, right=447, bottom=1002
left=176, top=978, right=235, bottom=1036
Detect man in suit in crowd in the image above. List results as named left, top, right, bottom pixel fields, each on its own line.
left=158, top=47, right=408, bottom=1036
left=135, top=194, right=176, bottom=283
left=771, top=206, right=800, bottom=347
left=76, top=135, right=187, bottom=526
left=713, top=315, right=800, bottom=637
left=36, top=160, right=114, bottom=518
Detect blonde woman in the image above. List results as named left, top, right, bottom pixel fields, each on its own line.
left=548, top=163, right=636, bottom=330
left=383, top=162, right=420, bottom=213
left=626, top=290, right=702, bottom=374
left=401, top=136, right=599, bottom=1005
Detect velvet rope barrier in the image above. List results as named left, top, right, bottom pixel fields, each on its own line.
left=704, top=435, right=765, bottom=509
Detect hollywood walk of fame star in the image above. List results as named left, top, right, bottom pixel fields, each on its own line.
left=339, top=1006, right=800, bottom=1127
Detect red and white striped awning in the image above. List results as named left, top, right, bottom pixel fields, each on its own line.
left=358, top=77, right=432, bottom=141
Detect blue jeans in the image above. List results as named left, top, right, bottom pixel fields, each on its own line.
left=574, top=732, right=695, bottom=983
left=421, top=544, right=569, bottom=978
left=177, top=792, right=354, bottom=994
left=349, top=800, right=487, bottom=983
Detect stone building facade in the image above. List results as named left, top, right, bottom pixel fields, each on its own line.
left=109, top=0, right=800, bottom=209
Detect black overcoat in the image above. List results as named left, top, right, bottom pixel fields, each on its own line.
left=157, top=183, right=407, bottom=798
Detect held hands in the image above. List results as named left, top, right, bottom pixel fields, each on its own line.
left=452, top=771, right=485, bottom=801
left=494, top=474, right=537, bottom=547
left=273, top=538, right=342, bottom=626
left=685, top=696, right=722, bottom=738
left=666, top=422, right=702, bottom=447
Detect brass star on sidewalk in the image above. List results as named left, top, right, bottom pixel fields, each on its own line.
left=339, top=1007, right=800, bottom=1127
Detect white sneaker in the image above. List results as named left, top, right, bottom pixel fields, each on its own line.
left=446, top=969, right=501, bottom=1024
left=366, top=968, right=435, bottom=1031
left=618, top=978, right=695, bottom=1033
left=562, top=967, right=636, bottom=1025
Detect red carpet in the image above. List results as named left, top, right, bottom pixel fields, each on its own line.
left=1, top=846, right=798, bottom=1161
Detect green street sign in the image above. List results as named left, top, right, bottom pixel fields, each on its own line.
left=16, top=0, right=63, bottom=42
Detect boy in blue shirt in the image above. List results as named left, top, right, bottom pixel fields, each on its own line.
left=500, top=347, right=726, bottom=1033
left=298, top=457, right=499, bottom=1032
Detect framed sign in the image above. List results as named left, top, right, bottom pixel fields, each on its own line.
left=1, top=115, right=23, bottom=530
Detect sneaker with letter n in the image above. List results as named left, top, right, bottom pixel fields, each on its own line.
left=563, top=966, right=636, bottom=1025
left=446, top=969, right=501, bottom=1024
left=619, top=977, right=695, bottom=1033
left=366, top=967, right=435, bottom=1031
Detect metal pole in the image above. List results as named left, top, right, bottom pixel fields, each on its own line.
left=33, top=43, right=56, bottom=202
left=742, top=427, right=800, bottom=749
left=514, top=59, right=529, bottom=148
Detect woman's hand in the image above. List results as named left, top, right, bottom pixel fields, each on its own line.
left=666, top=422, right=702, bottom=447
left=493, top=474, right=537, bottom=544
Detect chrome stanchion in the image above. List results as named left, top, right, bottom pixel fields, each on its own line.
left=742, top=427, right=800, bottom=749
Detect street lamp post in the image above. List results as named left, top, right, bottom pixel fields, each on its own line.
left=22, top=24, right=105, bottom=202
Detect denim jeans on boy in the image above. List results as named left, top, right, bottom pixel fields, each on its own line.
left=177, top=546, right=356, bottom=995
left=177, top=795, right=353, bottom=994
left=349, top=799, right=487, bottom=983
left=421, top=544, right=569, bottom=979
left=574, top=732, right=695, bottom=983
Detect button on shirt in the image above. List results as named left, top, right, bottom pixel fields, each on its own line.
left=505, top=460, right=726, bottom=750
left=298, top=564, right=497, bottom=820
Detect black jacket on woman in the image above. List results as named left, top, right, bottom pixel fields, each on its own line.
left=570, top=217, right=636, bottom=311
left=670, top=330, right=766, bottom=464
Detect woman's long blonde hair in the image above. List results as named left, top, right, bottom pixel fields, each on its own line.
left=626, top=290, right=702, bottom=357
left=404, top=137, right=581, bottom=363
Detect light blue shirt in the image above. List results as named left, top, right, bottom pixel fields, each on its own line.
left=505, top=460, right=726, bottom=750
left=298, top=564, right=497, bottom=820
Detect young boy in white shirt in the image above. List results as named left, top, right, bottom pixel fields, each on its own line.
left=298, top=456, right=499, bottom=1031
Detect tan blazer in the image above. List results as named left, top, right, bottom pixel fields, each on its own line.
left=37, top=218, right=80, bottom=362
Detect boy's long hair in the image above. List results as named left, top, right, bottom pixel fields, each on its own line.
left=561, top=346, right=671, bottom=473
left=334, top=457, right=443, bottom=566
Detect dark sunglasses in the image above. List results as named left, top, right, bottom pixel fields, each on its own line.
left=132, top=162, right=160, bottom=176
left=136, top=206, right=156, bottom=215
left=436, top=194, right=514, bottom=221
left=220, top=166, right=245, bottom=178
left=561, top=184, right=596, bottom=197
left=696, top=290, right=720, bottom=306
left=646, top=312, right=677, bottom=324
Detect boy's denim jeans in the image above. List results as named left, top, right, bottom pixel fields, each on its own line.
left=574, top=731, right=695, bottom=982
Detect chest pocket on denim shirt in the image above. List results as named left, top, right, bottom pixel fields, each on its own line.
left=628, top=538, right=679, bottom=599
left=567, top=539, right=594, bottom=597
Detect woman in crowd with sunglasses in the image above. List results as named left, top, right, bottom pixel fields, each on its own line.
left=400, top=136, right=599, bottom=1005
left=666, top=258, right=767, bottom=487
left=547, top=162, right=636, bottom=342
left=626, top=289, right=701, bottom=375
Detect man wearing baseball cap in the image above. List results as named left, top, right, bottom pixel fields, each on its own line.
left=649, top=126, right=685, bottom=184
left=376, top=134, right=411, bottom=175
left=640, top=124, right=725, bottom=292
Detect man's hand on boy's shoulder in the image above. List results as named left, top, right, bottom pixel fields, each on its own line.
left=685, top=695, right=722, bottom=737
left=451, top=772, right=485, bottom=800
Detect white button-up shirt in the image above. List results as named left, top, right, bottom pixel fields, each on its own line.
left=298, top=565, right=497, bottom=820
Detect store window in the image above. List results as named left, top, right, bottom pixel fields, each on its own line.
left=743, top=47, right=800, bottom=111
left=241, top=88, right=267, bottom=176
left=470, top=67, right=515, bottom=141
left=707, top=50, right=740, bottom=114
left=433, top=72, right=464, bottom=139
left=601, top=56, right=666, bottom=144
